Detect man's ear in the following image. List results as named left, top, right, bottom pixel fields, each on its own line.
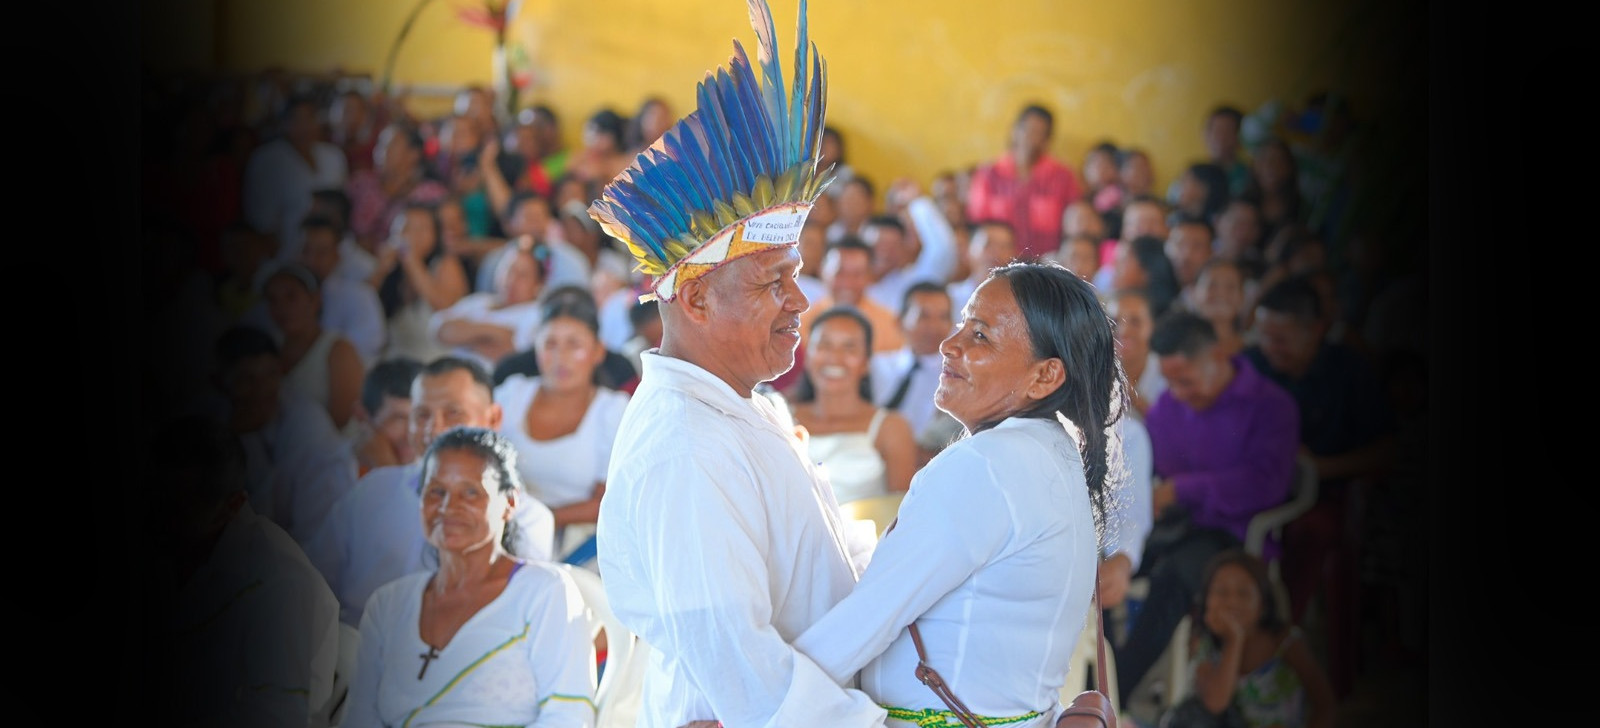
left=677, top=277, right=714, bottom=325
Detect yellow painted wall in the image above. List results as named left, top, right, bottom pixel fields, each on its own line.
left=169, top=0, right=1412, bottom=196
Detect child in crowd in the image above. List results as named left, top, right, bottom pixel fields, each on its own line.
left=1160, top=549, right=1337, bottom=728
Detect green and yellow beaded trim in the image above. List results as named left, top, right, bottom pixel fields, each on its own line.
left=883, top=704, right=1043, bottom=726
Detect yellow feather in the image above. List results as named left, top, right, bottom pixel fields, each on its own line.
left=750, top=175, right=776, bottom=209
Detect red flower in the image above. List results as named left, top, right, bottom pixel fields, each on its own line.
left=455, top=0, right=507, bottom=34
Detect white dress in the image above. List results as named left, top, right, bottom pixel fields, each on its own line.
left=283, top=329, right=339, bottom=416
left=341, top=563, right=598, bottom=728
left=794, top=417, right=1099, bottom=727
left=495, top=375, right=630, bottom=560
left=806, top=408, right=890, bottom=505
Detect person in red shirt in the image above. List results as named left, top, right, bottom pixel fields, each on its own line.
left=964, top=104, right=1082, bottom=260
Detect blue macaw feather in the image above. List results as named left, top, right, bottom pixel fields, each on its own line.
left=713, top=65, right=760, bottom=193
left=696, top=74, right=741, bottom=196
left=729, top=40, right=779, bottom=172
left=632, top=151, right=693, bottom=233
left=658, top=125, right=711, bottom=213
left=587, top=0, right=830, bottom=274
left=644, top=145, right=705, bottom=223
left=678, top=110, right=727, bottom=207
left=593, top=199, right=666, bottom=264
left=745, top=0, right=789, bottom=165
left=804, top=45, right=825, bottom=169
left=789, top=0, right=810, bottom=165
left=663, top=121, right=715, bottom=212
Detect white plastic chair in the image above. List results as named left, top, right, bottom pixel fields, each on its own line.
left=1061, top=601, right=1123, bottom=717
left=558, top=564, right=649, bottom=728
left=1160, top=452, right=1317, bottom=708
left=837, top=491, right=907, bottom=537
left=1244, top=452, right=1319, bottom=581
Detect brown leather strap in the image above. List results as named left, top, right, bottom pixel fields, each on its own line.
left=890, top=517, right=1112, bottom=727
left=906, top=620, right=986, bottom=727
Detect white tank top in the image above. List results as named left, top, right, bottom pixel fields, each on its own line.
left=807, top=408, right=889, bottom=506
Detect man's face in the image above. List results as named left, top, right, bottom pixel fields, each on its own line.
left=409, top=369, right=503, bottom=454
left=1060, top=239, right=1100, bottom=282
left=823, top=247, right=872, bottom=305
left=512, top=199, right=552, bottom=239
left=798, top=223, right=826, bottom=276
left=1252, top=309, right=1322, bottom=378
left=1158, top=348, right=1226, bottom=412
left=1062, top=201, right=1105, bottom=241
left=286, top=102, right=320, bottom=148
left=370, top=394, right=416, bottom=465
left=1111, top=293, right=1153, bottom=362
left=1084, top=149, right=1118, bottom=189
left=299, top=229, right=340, bottom=281
left=1205, top=114, right=1241, bottom=161
left=868, top=224, right=911, bottom=274
left=1166, top=224, right=1215, bottom=287
left=1122, top=203, right=1168, bottom=242
left=376, top=127, right=416, bottom=174
left=698, top=247, right=810, bottom=392
left=902, top=290, right=953, bottom=356
left=970, top=224, right=1018, bottom=274
left=221, top=353, right=282, bottom=432
left=1011, top=113, right=1050, bottom=161
left=1193, top=264, right=1244, bottom=322
left=1215, top=203, right=1261, bottom=258
left=838, top=182, right=872, bottom=224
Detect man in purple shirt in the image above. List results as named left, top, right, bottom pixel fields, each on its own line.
left=1114, top=309, right=1300, bottom=707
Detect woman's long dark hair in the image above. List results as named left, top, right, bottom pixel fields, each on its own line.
left=379, top=202, right=445, bottom=319
left=986, top=262, right=1130, bottom=534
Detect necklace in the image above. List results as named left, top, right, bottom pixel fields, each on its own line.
left=418, top=644, right=441, bottom=680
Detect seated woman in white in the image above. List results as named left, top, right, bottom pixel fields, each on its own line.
left=261, top=261, right=365, bottom=436
left=788, top=306, right=917, bottom=505
left=430, top=235, right=551, bottom=374
left=342, top=426, right=597, bottom=728
left=494, top=288, right=630, bottom=566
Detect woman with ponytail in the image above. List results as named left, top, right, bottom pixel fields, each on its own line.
left=793, top=260, right=1133, bottom=728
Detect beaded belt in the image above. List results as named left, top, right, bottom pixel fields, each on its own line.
left=883, top=704, right=1043, bottom=726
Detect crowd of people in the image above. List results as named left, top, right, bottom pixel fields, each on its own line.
left=140, top=35, right=1425, bottom=726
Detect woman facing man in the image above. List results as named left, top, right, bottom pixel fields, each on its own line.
left=785, top=260, right=1132, bottom=727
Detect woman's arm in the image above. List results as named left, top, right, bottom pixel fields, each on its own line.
left=399, top=251, right=468, bottom=311
left=325, top=338, right=365, bottom=431
left=551, top=483, right=605, bottom=530
left=792, top=447, right=1011, bottom=684
left=479, top=134, right=515, bottom=227
left=874, top=411, right=918, bottom=493
left=1283, top=630, right=1338, bottom=728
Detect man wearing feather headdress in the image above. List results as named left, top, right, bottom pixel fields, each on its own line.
left=591, top=1, right=890, bottom=725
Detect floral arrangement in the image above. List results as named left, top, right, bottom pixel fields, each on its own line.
left=381, top=0, right=535, bottom=120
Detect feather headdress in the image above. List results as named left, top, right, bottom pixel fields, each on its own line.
left=587, top=0, right=834, bottom=302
